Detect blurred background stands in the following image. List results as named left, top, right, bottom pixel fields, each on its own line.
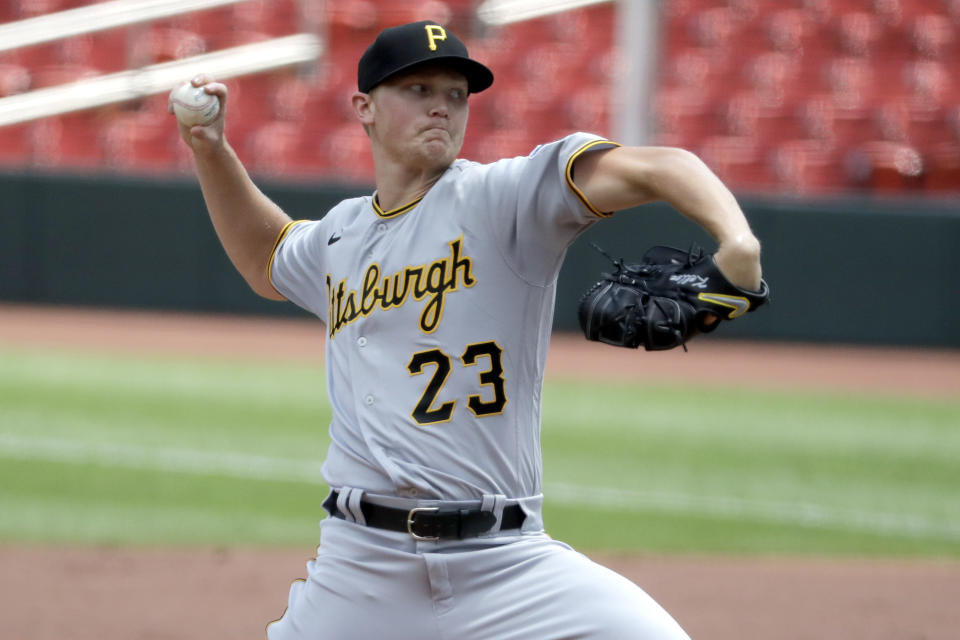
left=0, top=0, right=957, bottom=194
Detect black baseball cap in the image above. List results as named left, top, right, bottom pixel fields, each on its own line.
left=357, top=20, right=494, bottom=94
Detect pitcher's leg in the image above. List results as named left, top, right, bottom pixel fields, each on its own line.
left=267, top=519, right=441, bottom=640
left=440, top=535, right=690, bottom=640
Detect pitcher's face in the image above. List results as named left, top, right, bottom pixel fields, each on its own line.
left=362, top=64, right=470, bottom=170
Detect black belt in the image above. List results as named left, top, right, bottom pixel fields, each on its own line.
left=323, top=491, right=526, bottom=541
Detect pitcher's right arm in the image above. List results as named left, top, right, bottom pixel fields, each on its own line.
left=170, top=75, right=291, bottom=300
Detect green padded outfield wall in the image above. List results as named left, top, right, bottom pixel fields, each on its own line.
left=1, top=171, right=958, bottom=347
left=0, top=172, right=355, bottom=317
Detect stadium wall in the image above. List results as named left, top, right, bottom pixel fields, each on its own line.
left=1, top=171, right=958, bottom=348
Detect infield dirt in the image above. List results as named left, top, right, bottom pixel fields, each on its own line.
left=2, top=303, right=958, bottom=639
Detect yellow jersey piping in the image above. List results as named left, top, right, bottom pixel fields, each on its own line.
left=266, top=219, right=307, bottom=297
left=565, top=139, right=622, bottom=218
left=372, top=192, right=424, bottom=218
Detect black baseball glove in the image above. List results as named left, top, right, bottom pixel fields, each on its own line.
left=578, top=244, right=770, bottom=351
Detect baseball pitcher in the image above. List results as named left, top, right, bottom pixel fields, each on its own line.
left=171, top=19, right=767, bottom=640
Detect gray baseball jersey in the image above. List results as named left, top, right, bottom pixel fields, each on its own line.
left=265, top=132, right=692, bottom=640
left=269, top=132, right=618, bottom=502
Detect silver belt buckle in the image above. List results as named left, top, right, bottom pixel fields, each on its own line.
left=406, top=506, right=439, bottom=541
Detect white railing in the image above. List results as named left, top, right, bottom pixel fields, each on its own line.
left=0, top=34, right=323, bottom=126
left=476, top=0, right=612, bottom=25
left=0, top=0, right=252, bottom=53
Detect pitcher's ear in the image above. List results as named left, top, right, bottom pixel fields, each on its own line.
left=352, top=91, right=375, bottom=125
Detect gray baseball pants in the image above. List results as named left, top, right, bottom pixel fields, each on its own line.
left=267, top=494, right=690, bottom=639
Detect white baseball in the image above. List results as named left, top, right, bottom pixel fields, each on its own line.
left=170, top=82, right=220, bottom=127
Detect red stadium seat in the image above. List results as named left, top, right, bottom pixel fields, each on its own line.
left=873, top=100, right=916, bottom=143
left=687, top=7, right=738, bottom=49
left=501, top=18, right=555, bottom=52
left=320, top=123, right=375, bottom=182
left=874, top=94, right=955, bottom=148
left=470, top=127, right=541, bottom=165
left=131, top=27, right=206, bottom=65
left=86, top=30, right=130, bottom=74
left=662, top=47, right=724, bottom=101
left=948, top=0, right=960, bottom=26
left=799, top=94, right=873, bottom=149
left=185, top=6, right=240, bottom=49
left=869, top=0, right=925, bottom=63
left=482, top=85, right=539, bottom=132
left=28, top=112, right=106, bottom=169
left=797, top=95, right=836, bottom=142
left=100, top=112, right=180, bottom=173
left=824, top=56, right=877, bottom=109
left=720, top=93, right=761, bottom=139
left=791, top=0, right=837, bottom=31
left=387, top=0, right=453, bottom=28
left=324, top=0, right=380, bottom=31
left=875, top=98, right=953, bottom=149
left=923, top=142, right=960, bottom=191
left=771, top=140, right=842, bottom=193
left=887, top=0, right=927, bottom=26
left=908, top=111, right=955, bottom=148
left=244, top=119, right=316, bottom=178
left=14, top=0, right=64, bottom=19
left=520, top=42, right=584, bottom=94
left=764, top=106, right=809, bottom=149
left=0, top=123, right=32, bottom=167
left=49, top=36, right=93, bottom=67
left=845, top=140, right=925, bottom=191
left=910, top=13, right=954, bottom=59
left=661, top=0, right=720, bottom=48
left=697, top=135, right=773, bottom=192
left=902, top=59, right=952, bottom=108
left=798, top=94, right=877, bottom=149
left=225, top=74, right=282, bottom=141
left=743, top=51, right=802, bottom=109
left=720, top=92, right=804, bottom=146
left=765, top=8, right=823, bottom=56
left=653, top=87, right=721, bottom=149
left=6, top=42, right=58, bottom=70
left=268, top=75, right=311, bottom=123
left=232, top=0, right=301, bottom=35
left=31, top=62, right=101, bottom=90
left=546, top=4, right=608, bottom=43
left=835, top=11, right=882, bottom=58
left=460, top=36, right=513, bottom=83
left=0, top=63, right=31, bottom=96
left=563, top=89, right=609, bottom=135
left=946, top=105, right=960, bottom=142
left=311, top=81, right=362, bottom=131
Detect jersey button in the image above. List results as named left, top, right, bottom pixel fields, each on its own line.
left=364, top=395, right=374, bottom=405
left=377, top=223, right=387, bottom=232
left=357, top=336, right=367, bottom=347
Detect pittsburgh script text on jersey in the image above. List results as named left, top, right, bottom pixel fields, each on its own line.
left=326, top=236, right=475, bottom=337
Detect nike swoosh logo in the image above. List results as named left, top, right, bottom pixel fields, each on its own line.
left=697, top=293, right=750, bottom=319
left=327, top=233, right=342, bottom=245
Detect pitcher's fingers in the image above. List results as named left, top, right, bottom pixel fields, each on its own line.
left=201, top=82, right=228, bottom=99
left=189, top=124, right=218, bottom=143
left=190, top=73, right=215, bottom=87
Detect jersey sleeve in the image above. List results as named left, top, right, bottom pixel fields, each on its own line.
left=475, top=132, right=620, bottom=285
left=267, top=219, right=329, bottom=322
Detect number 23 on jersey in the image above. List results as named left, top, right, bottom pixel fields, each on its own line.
left=406, top=340, right=507, bottom=425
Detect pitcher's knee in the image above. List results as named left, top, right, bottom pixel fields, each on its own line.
left=594, top=599, right=691, bottom=639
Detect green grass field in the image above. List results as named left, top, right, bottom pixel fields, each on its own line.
left=1, top=344, right=958, bottom=557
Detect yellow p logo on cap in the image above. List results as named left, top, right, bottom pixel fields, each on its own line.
left=425, top=25, right=447, bottom=50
